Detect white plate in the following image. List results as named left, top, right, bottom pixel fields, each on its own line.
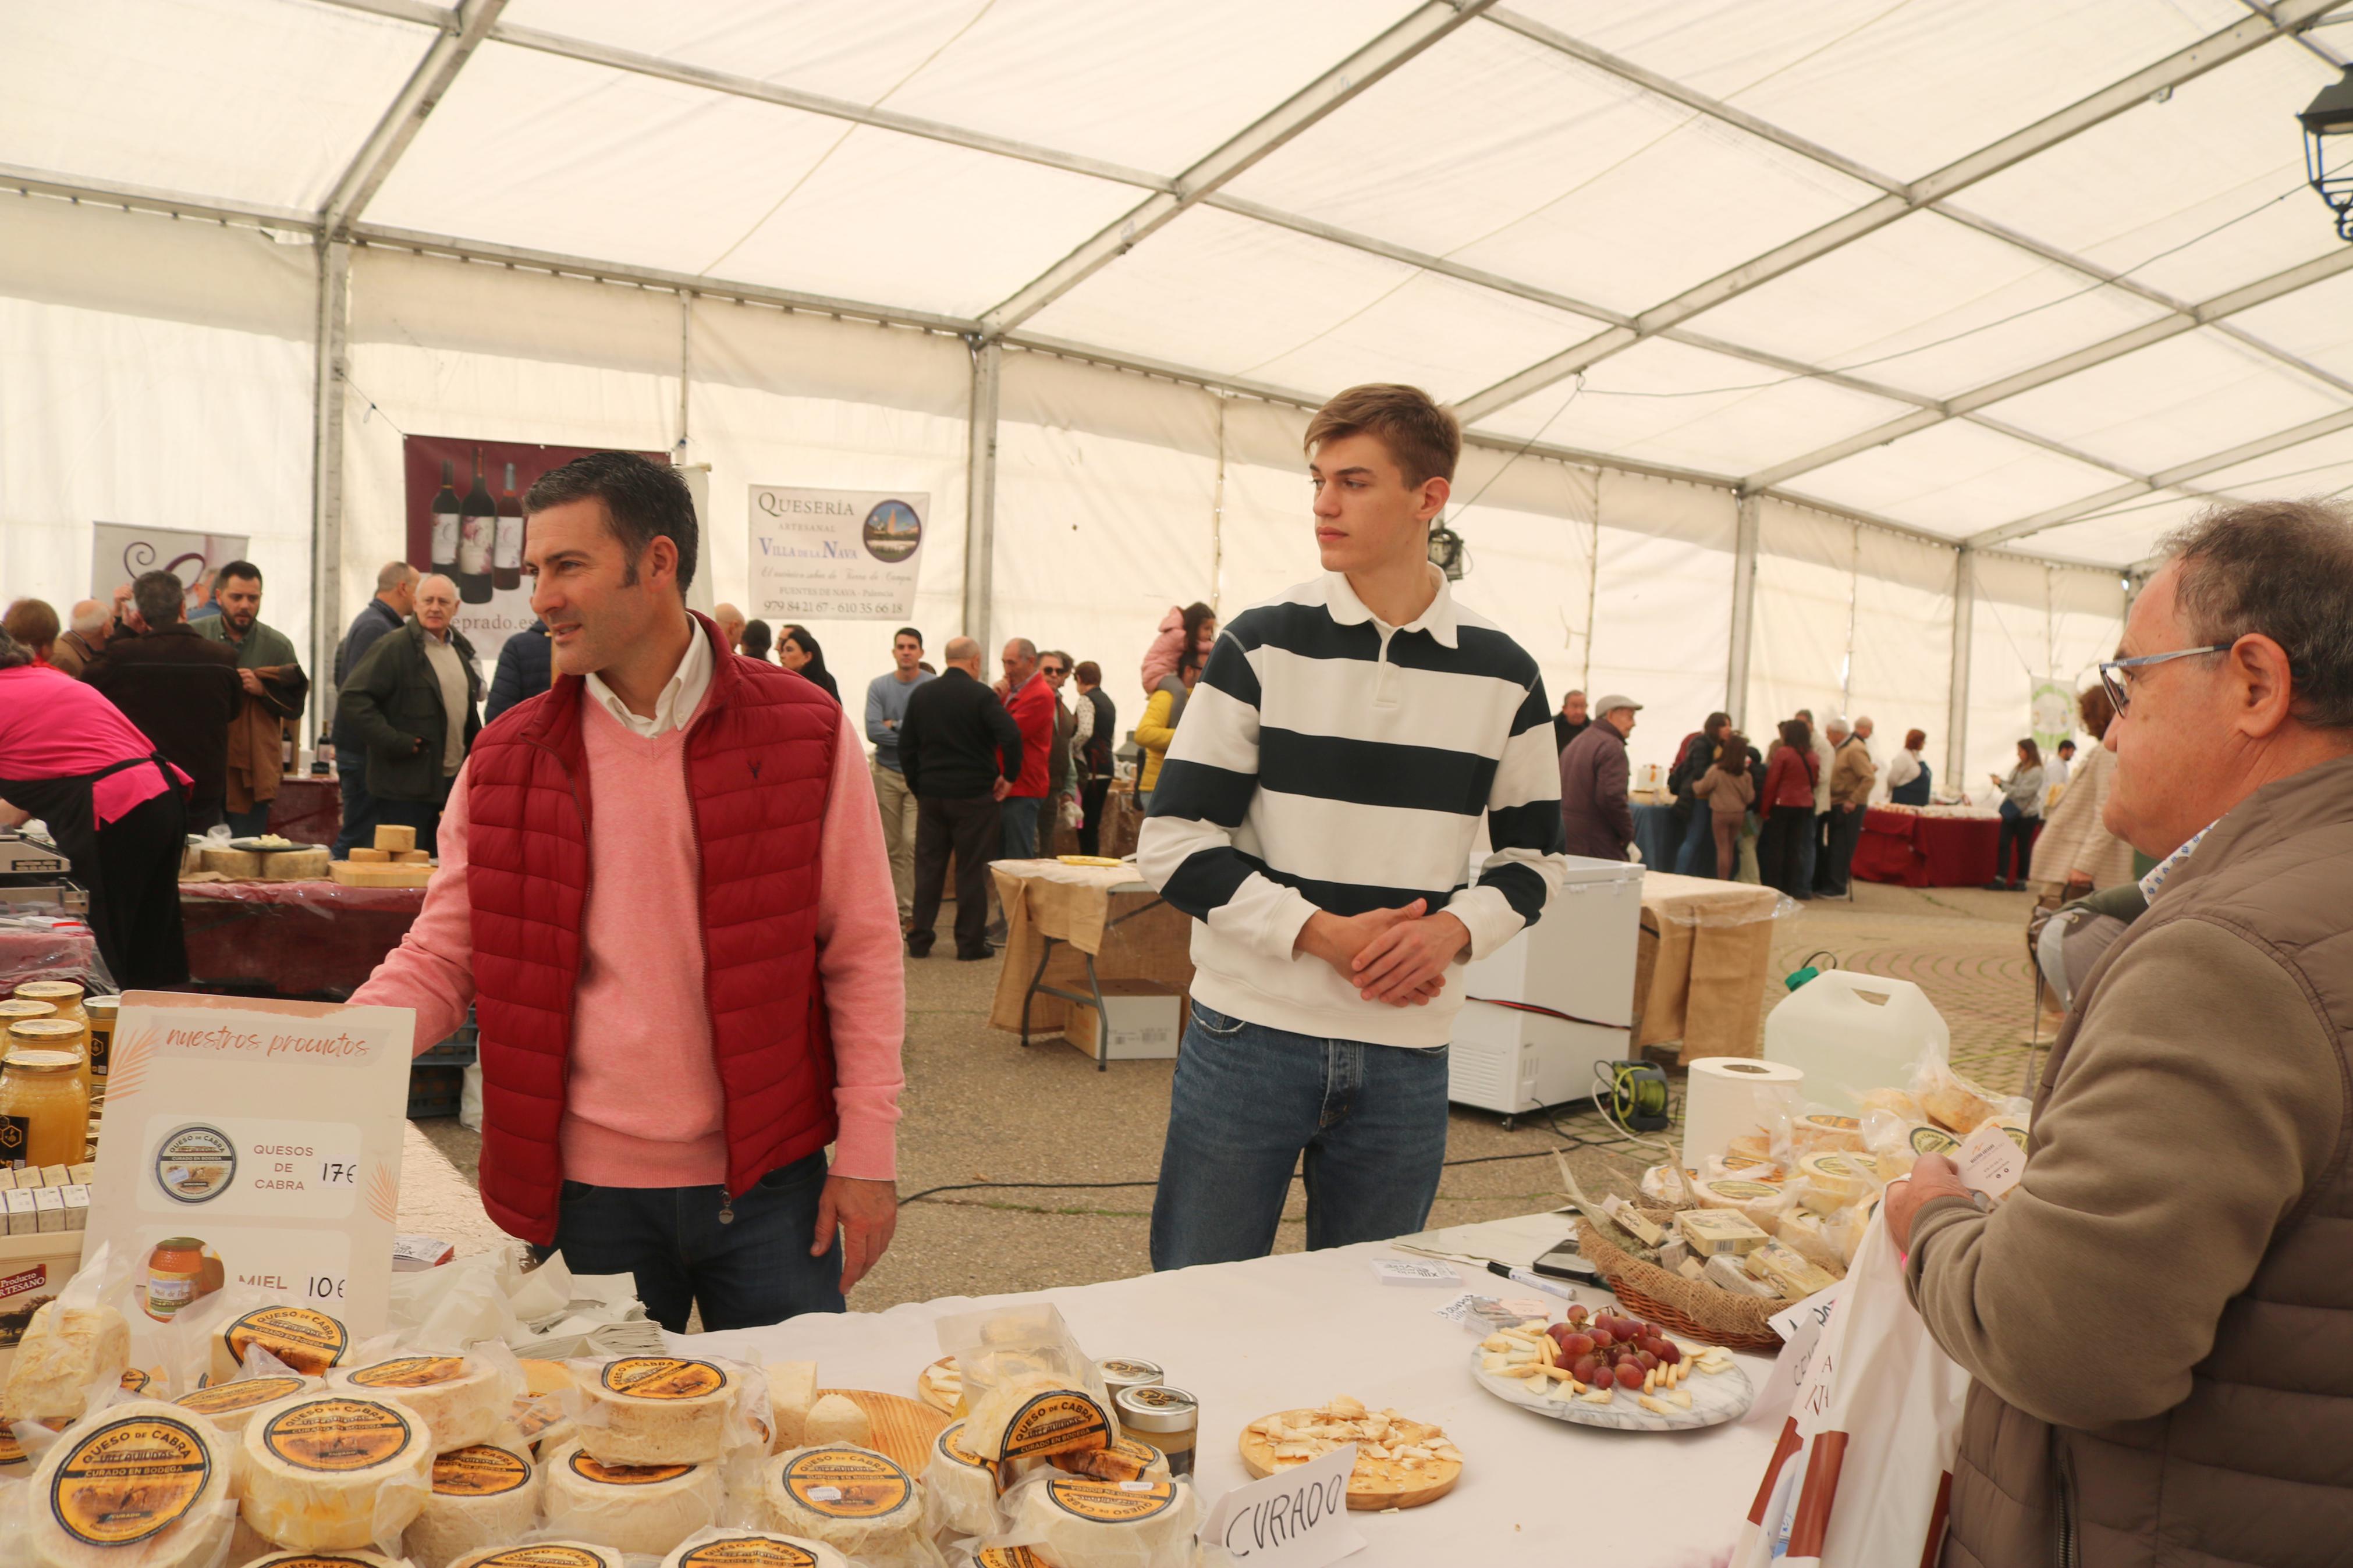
left=1466, top=1343, right=1754, bottom=1432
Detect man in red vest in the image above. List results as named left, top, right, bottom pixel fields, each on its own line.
left=354, top=452, right=905, bottom=1331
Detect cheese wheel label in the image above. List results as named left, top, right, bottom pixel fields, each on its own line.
left=566, top=1449, right=689, bottom=1485
left=778, top=1447, right=913, bottom=1518
left=467, top=1551, right=612, bottom=1568
left=350, top=1354, right=468, bottom=1389
left=120, top=1367, right=154, bottom=1392
left=223, top=1305, right=349, bottom=1374
left=1910, top=1126, right=1960, bottom=1156
left=974, top=1551, right=1047, bottom=1568
left=674, top=1541, right=825, bottom=1568
left=261, top=1398, right=417, bottom=1473
left=599, top=1356, right=725, bottom=1399
left=255, top=1558, right=391, bottom=1567
left=1049, top=1436, right=1159, bottom=1482
left=1000, top=1389, right=1113, bottom=1459
left=1801, top=1113, right=1861, bottom=1130
left=47, top=1416, right=215, bottom=1545
left=1042, top=1476, right=1177, bottom=1522
left=178, top=1375, right=311, bottom=1416
left=432, top=1444, right=532, bottom=1496
left=1704, top=1180, right=1780, bottom=1199
left=935, top=1421, right=989, bottom=1469
left=0, top=1426, right=25, bottom=1468
left=512, top=1392, right=564, bottom=1440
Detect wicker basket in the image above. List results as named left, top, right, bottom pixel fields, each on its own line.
left=1575, top=1217, right=1788, bottom=1352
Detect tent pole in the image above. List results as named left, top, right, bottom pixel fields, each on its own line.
left=963, top=339, right=1001, bottom=656
left=1726, top=492, right=1760, bottom=733
left=1947, top=549, right=1977, bottom=793
left=309, top=236, right=352, bottom=721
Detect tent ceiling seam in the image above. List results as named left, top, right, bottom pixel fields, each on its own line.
left=320, top=0, right=507, bottom=236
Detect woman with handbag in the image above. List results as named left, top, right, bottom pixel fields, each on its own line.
left=1985, top=738, right=2045, bottom=891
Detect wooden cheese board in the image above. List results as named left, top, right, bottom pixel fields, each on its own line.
left=821, top=1388, right=949, bottom=1475
left=915, top=1356, right=961, bottom=1414
left=1238, top=1403, right=1461, bottom=1510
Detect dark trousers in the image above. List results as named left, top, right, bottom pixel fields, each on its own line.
left=1994, top=816, right=2039, bottom=884
left=185, top=794, right=225, bottom=835
left=375, top=797, right=445, bottom=859
left=1818, top=804, right=1867, bottom=896
left=1757, top=809, right=1812, bottom=899
left=1077, top=777, right=1112, bottom=858
left=87, top=788, right=189, bottom=990
left=910, top=794, right=1001, bottom=957
left=332, top=753, right=379, bottom=858
left=224, top=803, right=272, bottom=838
left=538, top=1151, right=842, bottom=1333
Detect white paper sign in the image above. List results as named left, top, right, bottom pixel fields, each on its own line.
left=1957, top=1121, right=2026, bottom=1201
left=1200, top=1442, right=1367, bottom=1566
left=1747, top=1281, right=1846, bottom=1430
left=86, top=993, right=416, bottom=1336
left=1369, top=1257, right=1461, bottom=1288
left=747, top=485, right=927, bottom=621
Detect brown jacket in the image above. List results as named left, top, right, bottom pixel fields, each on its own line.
left=1558, top=719, right=1632, bottom=860
left=1906, top=751, right=2353, bottom=1567
left=1828, top=735, right=1876, bottom=809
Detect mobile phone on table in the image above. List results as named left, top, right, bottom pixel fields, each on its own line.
left=1531, top=1240, right=1600, bottom=1283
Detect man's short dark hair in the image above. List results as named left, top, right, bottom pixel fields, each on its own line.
left=2057, top=739, right=2076, bottom=753
left=1074, top=660, right=1101, bottom=685
left=523, top=451, right=698, bottom=593
left=2163, top=499, right=2353, bottom=729
left=133, top=571, right=186, bottom=626
left=215, top=560, right=262, bottom=589
left=894, top=627, right=922, bottom=647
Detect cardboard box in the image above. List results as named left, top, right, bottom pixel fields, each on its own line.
left=0, top=1229, right=88, bottom=1379
left=1062, top=981, right=1186, bottom=1062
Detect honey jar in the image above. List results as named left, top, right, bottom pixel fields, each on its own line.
left=8, top=1018, right=89, bottom=1101
left=0, top=1048, right=89, bottom=1169
left=82, top=996, right=118, bottom=1090
left=13, top=982, right=85, bottom=1027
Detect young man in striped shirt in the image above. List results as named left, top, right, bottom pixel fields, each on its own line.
left=1138, top=383, right=1569, bottom=1267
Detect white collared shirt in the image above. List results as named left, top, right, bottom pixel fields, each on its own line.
left=584, top=617, right=711, bottom=738
left=1323, top=563, right=1459, bottom=645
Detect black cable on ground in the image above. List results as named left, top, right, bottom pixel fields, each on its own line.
left=900, top=1140, right=1644, bottom=1207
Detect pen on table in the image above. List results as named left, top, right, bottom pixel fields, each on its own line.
left=1486, top=1261, right=1575, bottom=1299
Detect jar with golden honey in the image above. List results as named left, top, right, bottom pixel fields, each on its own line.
left=8, top=1018, right=89, bottom=1100
left=13, top=982, right=86, bottom=1027
left=83, top=996, right=118, bottom=1091
left=0, top=999, right=58, bottom=1035
left=0, top=1048, right=88, bottom=1169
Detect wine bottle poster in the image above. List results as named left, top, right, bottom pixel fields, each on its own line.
left=400, top=436, right=668, bottom=674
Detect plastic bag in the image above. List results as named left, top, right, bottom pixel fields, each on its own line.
left=563, top=1354, right=765, bottom=1466
left=1728, top=1212, right=1971, bottom=1568
left=0, top=1242, right=133, bottom=1423
left=934, top=1306, right=1115, bottom=1465
left=986, top=1471, right=1201, bottom=1568
left=23, top=1398, right=242, bottom=1568
left=328, top=1339, right=527, bottom=1454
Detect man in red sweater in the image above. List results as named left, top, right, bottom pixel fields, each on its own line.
left=997, top=636, right=1057, bottom=862
left=354, top=453, right=905, bottom=1332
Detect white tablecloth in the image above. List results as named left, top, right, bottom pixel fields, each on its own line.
left=681, top=1235, right=1779, bottom=1567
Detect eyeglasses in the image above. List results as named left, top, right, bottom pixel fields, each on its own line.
left=2097, top=643, right=2230, bottom=714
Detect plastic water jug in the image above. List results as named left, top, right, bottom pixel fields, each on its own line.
left=1762, top=970, right=1950, bottom=1113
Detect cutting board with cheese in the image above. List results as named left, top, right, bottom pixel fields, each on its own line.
left=821, top=1388, right=948, bottom=1474
left=1238, top=1398, right=1462, bottom=1510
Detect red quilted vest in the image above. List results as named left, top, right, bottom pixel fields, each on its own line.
left=462, top=613, right=839, bottom=1245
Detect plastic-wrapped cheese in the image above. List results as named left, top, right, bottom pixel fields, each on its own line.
left=924, top=1420, right=1002, bottom=1539
left=661, top=1528, right=849, bottom=1568
left=214, top=1306, right=353, bottom=1383
left=174, top=1375, right=324, bottom=1442
left=1005, top=1476, right=1198, bottom=1568
left=450, top=1546, right=627, bottom=1568
left=247, top=1553, right=410, bottom=1568
left=5, top=1302, right=130, bottom=1423
left=512, top=1391, right=574, bottom=1455
left=1790, top=1111, right=1866, bottom=1155
left=801, top=1395, right=869, bottom=1448
left=26, top=1402, right=237, bottom=1568
left=1045, top=1437, right=1171, bottom=1485
left=572, top=1357, right=738, bottom=1466
left=763, top=1364, right=817, bottom=1452
left=238, top=1393, right=434, bottom=1550
left=962, top=1375, right=1113, bottom=1463
left=332, top=1354, right=508, bottom=1453
left=542, top=1440, right=724, bottom=1556
left=400, top=1444, right=541, bottom=1568
left=760, top=1446, right=928, bottom=1562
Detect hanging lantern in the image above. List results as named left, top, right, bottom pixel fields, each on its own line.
left=1426, top=521, right=1467, bottom=580
left=2300, top=65, right=2353, bottom=241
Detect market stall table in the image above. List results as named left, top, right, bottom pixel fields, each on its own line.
left=0, top=919, right=100, bottom=991
left=1634, top=872, right=1790, bottom=1063
left=265, top=772, right=342, bottom=847
left=691, top=1232, right=1779, bottom=1567
left=178, top=878, right=425, bottom=997
left=988, top=857, right=1192, bottom=1066
left=1851, top=806, right=2007, bottom=888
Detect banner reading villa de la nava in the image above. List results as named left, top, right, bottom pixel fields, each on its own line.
left=747, top=485, right=927, bottom=621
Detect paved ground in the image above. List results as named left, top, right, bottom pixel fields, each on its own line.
left=398, top=880, right=2050, bottom=1309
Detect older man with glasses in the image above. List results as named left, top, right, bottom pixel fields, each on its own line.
left=1884, top=499, right=2353, bottom=1568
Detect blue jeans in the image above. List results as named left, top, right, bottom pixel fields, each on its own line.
left=540, top=1151, right=843, bottom=1333
left=1000, top=795, right=1042, bottom=861
left=331, top=753, right=378, bottom=859
left=224, top=804, right=272, bottom=838
left=1151, top=1004, right=1451, bottom=1269
left=1794, top=809, right=1822, bottom=898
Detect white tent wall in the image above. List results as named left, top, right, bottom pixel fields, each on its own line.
left=1965, top=552, right=2130, bottom=799
left=1848, top=525, right=1958, bottom=771
left=0, top=196, right=318, bottom=660
left=1589, top=470, right=1738, bottom=774
left=1442, top=447, right=1600, bottom=726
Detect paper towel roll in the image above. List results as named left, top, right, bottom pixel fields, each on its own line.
left=1681, top=1057, right=1806, bottom=1174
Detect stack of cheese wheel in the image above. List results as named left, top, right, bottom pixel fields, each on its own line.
left=961, top=1375, right=1114, bottom=1464
left=922, top=1420, right=1002, bottom=1539
left=573, top=1356, right=740, bottom=1465
left=1005, top=1475, right=1199, bottom=1567
left=239, top=1392, right=434, bottom=1549
left=4, top=1302, right=130, bottom=1423
left=401, top=1443, right=543, bottom=1568
left=661, top=1528, right=850, bottom=1568
left=760, top=1445, right=931, bottom=1562
left=542, top=1440, right=725, bottom=1556
left=248, top=1553, right=410, bottom=1568
left=450, top=1546, right=627, bottom=1568
left=330, top=1353, right=509, bottom=1452
left=174, top=1375, right=322, bottom=1441
left=26, top=1401, right=237, bottom=1568
left=214, top=1305, right=353, bottom=1382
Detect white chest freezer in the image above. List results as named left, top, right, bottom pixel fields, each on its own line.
left=1448, top=856, right=1644, bottom=1124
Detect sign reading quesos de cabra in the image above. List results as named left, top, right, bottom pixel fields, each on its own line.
left=747, top=486, right=927, bottom=621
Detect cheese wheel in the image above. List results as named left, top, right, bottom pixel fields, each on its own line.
left=763, top=1363, right=817, bottom=1452
left=1795, top=1153, right=1872, bottom=1209
left=512, top=1390, right=574, bottom=1455
left=175, top=1375, right=324, bottom=1441
left=1695, top=1178, right=1786, bottom=1229
left=332, top=1354, right=507, bottom=1453
left=247, top=1553, right=409, bottom=1568
left=214, top=1306, right=353, bottom=1383
left=801, top=1394, right=870, bottom=1448
left=961, top=1375, right=1113, bottom=1463
left=572, top=1357, right=737, bottom=1466
left=1005, top=1475, right=1197, bottom=1568
left=27, top=1402, right=237, bottom=1568
left=5, top=1302, right=131, bottom=1423
left=661, top=1529, right=850, bottom=1568
left=399, top=1443, right=541, bottom=1568
left=1791, top=1111, right=1866, bottom=1155
left=922, top=1420, right=1001, bottom=1539
left=238, top=1393, right=434, bottom=1550
left=449, top=1546, right=627, bottom=1568
left=542, top=1441, right=724, bottom=1556
left=228, top=1514, right=278, bottom=1566
left=760, top=1445, right=928, bottom=1560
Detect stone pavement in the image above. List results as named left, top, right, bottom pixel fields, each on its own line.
left=396, top=880, right=2052, bottom=1309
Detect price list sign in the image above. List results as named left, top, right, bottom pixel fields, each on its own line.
left=86, top=994, right=416, bottom=1336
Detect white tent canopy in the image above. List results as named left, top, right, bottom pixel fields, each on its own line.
left=6, top=0, right=2351, bottom=790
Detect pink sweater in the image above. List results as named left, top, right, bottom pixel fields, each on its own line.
left=353, top=695, right=904, bottom=1186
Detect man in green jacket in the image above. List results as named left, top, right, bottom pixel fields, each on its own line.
left=335, top=574, right=481, bottom=857
left=198, top=560, right=308, bottom=837
left=1888, top=498, right=2353, bottom=1567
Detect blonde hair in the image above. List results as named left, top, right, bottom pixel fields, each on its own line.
left=1304, top=383, right=1461, bottom=487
